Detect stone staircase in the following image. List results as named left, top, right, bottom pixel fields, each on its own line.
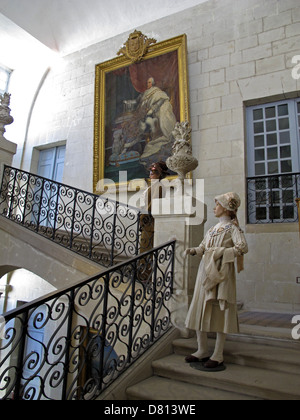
left=126, top=312, right=300, bottom=400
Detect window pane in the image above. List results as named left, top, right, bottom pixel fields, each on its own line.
left=256, top=207, right=266, bottom=220
left=255, top=179, right=266, bottom=190
left=269, top=177, right=279, bottom=189
left=270, top=206, right=280, bottom=219
left=266, top=119, right=276, bottom=132
left=256, top=190, right=267, bottom=204
left=267, top=133, right=277, bottom=145
left=253, top=108, right=263, bottom=120
left=254, top=121, right=264, bottom=133
left=254, top=135, right=264, bottom=147
left=279, top=118, right=289, bottom=130
left=268, top=176, right=279, bottom=190
left=255, top=149, right=265, bottom=161
left=255, top=163, right=265, bottom=175
left=280, top=145, right=291, bottom=158
left=278, top=104, right=288, bottom=116
left=272, top=191, right=280, bottom=203
left=283, top=190, right=294, bottom=204
left=265, top=106, right=276, bottom=118
left=280, top=160, right=292, bottom=173
left=268, top=161, right=278, bottom=174
left=267, top=147, right=278, bottom=159
left=282, top=175, right=293, bottom=188
left=279, top=131, right=290, bottom=144
left=283, top=206, right=294, bottom=219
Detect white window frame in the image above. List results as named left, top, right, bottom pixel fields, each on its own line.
left=247, top=99, right=300, bottom=177
left=246, top=98, right=300, bottom=224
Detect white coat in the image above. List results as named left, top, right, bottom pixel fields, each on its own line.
left=185, top=216, right=248, bottom=334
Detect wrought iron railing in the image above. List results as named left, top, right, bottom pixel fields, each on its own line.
left=247, top=172, right=300, bottom=224
left=0, top=239, right=175, bottom=400
left=0, top=165, right=153, bottom=267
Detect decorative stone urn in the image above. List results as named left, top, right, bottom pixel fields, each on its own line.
left=166, top=121, right=198, bottom=183
left=0, top=93, right=14, bottom=140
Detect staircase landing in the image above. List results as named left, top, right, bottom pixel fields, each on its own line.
left=238, top=310, right=297, bottom=329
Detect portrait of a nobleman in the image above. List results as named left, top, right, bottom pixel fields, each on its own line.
left=104, top=50, right=179, bottom=182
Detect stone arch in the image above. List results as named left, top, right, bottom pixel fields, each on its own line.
left=0, top=265, right=21, bottom=278
left=0, top=266, right=57, bottom=314
left=0, top=220, right=102, bottom=290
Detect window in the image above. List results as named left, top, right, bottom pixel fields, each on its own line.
left=35, top=145, right=66, bottom=227
left=37, top=145, right=66, bottom=183
left=246, top=98, right=300, bottom=224
left=0, top=65, right=12, bottom=95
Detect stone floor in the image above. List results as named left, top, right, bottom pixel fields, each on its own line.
left=238, top=311, right=297, bottom=329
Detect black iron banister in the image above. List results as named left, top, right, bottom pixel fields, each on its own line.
left=0, top=239, right=176, bottom=400
left=247, top=172, right=300, bottom=224
left=0, top=165, right=153, bottom=267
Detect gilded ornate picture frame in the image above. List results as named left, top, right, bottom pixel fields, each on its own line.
left=93, top=32, right=189, bottom=192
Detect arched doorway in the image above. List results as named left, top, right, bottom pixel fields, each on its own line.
left=0, top=267, right=56, bottom=314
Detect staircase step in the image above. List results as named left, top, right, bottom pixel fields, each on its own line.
left=237, top=324, right=299, bottom=347
left=126, top=313, right=300, bottom=401
left=126, top=375, right=261, bottom=400
left=151, top=353, right=300, bottom=400
left=173, top=337, right=300, bottom=375
left=236, top=311, right=299, bottom=345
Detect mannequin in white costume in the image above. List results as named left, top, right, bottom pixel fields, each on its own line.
left=185, top=192, right=248, bottom=369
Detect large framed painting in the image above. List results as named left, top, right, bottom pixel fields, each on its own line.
left=93, top=32, right=189, bottom=192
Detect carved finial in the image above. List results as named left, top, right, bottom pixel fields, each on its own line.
left=117, top=30, right=157, bottom=63
left=172, top=121, right=192, bottom=142
left=0, top=92, right=14, bottom=140
left=166, top=121, right=198, bottom=183
left=0, top=92, right=11, bottom=107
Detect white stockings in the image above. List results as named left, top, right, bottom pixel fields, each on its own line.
left=192, top=331, right=226, bottom=363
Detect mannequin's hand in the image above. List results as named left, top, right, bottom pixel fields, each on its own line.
left=185, top=248, right=197, bottom=256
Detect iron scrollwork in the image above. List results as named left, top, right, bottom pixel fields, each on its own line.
left=0, top=165, right=153, bottom=266
left=0, top=240, right=175, bottom=400
left=247, top=173, right=300, bottom=224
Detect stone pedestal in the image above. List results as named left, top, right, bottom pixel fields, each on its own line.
left=152, top=195, right=206, bottom=337
left=0, top=93, right=16, bottom=173
left=0, top=137, right=17, bottom=167
left=0, top=137, right=17, bottom=183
